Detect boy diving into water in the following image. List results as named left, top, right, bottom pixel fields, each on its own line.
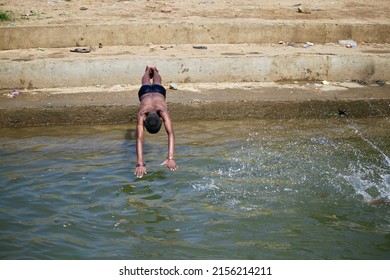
left=134, top=65, right=178, bottom=178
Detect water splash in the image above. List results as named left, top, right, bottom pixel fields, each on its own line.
left=341, top=124, right=390, bottom=202
left=353, top=127, right=390, bottom=167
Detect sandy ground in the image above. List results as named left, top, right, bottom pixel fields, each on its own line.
left=1, top=0, right=390, bottom=26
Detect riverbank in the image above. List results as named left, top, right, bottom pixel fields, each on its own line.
left=1, top=81, right=389, bottom=127
left=1, top=0, right=389, bottom=127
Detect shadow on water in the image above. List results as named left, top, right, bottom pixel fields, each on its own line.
left=0, top=119, right=389, bottom=259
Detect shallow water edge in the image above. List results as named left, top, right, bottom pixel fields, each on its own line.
left=0, top=118, right=389, bottom=259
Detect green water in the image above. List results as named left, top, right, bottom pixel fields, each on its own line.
left=0, top=119, right=389, bottom=260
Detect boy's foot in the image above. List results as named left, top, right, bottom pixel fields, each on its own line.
left=149, top=68, right=154, bottom=79
left=146, top=65, right=155, bottom=79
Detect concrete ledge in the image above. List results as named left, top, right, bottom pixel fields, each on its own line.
left=1, top=99, right=388, bottom=128
left=1, top=83, right=389, bottom=127
left=1, top=44, right=389, bottom=89
left=1, top=20, right=390, bottom=50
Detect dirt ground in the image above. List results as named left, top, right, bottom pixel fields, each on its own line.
left=1, top=0, right=390, bottom=27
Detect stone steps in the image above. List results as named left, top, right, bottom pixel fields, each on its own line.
left=1, top=20, right=390, bottom=50
left=1, top=17, right=389, bottom=127
left=1, top=43, right=389, bottom=89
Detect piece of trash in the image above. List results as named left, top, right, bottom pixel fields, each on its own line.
left=169, top=83, right=178, bottom=90
left=297, top=7, right=311, bottom=14
left=322, top=80, right=330, bottom=85
left=193, top=45, right=207, bottom=50
left=374, top=80, right=386, bottom=86
left=4, top=89, right=23, bottom=98
left=21, top=10, right=36, bottom=19
left=278, top=40, right=285, bottom=45
left=160, top=45, right=173, bottom=50
left=161, top=8, right=173, bottom=13
left=339, top=40, right=357, bottom=48
left=338, top=109, right=347, bottom=117
left=287, top=41, right=296, bottom=47
left=351, top=79, right=367, bottom=85
left=302, top=42, right=314, bottom=48
left=70, top=47, right=91, bottom=53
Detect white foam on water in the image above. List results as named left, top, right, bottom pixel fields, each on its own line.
left=352, top=126, right=390, bottom=167
left=191, top=178, right=219, bottom=191
left=339, top=124, right=390, bottom=202
left=341, top=162, right=390, bottom=202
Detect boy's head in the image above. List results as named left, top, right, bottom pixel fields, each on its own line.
left=144, top=112, right=162, bottom=134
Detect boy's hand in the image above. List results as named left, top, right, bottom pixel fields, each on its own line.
left=134, top=164, right=147, bottom=178
left=161, top=159, right=178, bottom=171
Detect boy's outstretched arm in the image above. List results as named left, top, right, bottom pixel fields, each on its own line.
left=160, top=111, right=178, bottom=171
left=134, top=113, right=147, bottom=178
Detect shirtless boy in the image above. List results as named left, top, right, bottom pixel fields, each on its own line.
left=134, top=65, right=178, bottom=178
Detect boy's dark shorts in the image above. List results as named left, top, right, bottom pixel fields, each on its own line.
left=138, top=84, right=166, bottom=100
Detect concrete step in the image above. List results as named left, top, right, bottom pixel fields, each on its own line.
left=1, top=20, right=390, bottom=50
left=1, top=43, right=389, bottom=89
left=1, top=81, right=389, bottom=127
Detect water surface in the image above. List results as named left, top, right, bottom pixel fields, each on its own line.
left=0, top=118, right=389, bottom=259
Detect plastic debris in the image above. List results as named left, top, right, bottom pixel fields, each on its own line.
left=339, top=40, right=357, bottom=48
left=193, top=45, right=207, bottom=50
left=161, top=8, right=173, bottom=13
left=169, top=83, right=178, bottom=90
left=70, top=47, right=92, bottom=53
left=374, top=80, right=386, bottom=86
left=287, top=41, right=296, bottom=47
left=297, top=6, right=311, bottom=14
left=4, top=90, right=23, bottom=98
left=302, top=42, right=314, bottom=48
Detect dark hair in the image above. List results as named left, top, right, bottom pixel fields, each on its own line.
left=144, top=112, right=162, bottom=134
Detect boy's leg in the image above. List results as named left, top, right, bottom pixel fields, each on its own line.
left=151, top=66, right=162, bottom=85
left=141, top=66, right=152, bottom=85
